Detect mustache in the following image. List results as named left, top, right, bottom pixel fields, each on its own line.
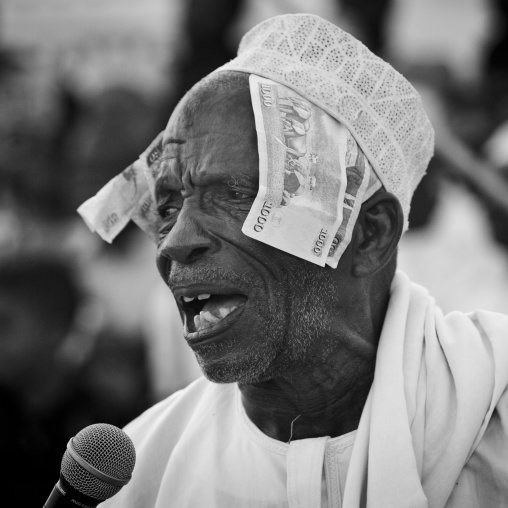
left=168, top=265, right=262, bottom=291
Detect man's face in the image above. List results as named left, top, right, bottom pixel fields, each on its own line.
left=155, top=77, right=356, bottom=384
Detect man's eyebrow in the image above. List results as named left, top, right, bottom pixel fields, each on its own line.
left=154, top=161, right=183, bottom=198
left=160, top=138, right=185, bottom=164
left=227, top=173, right=256, bottom=187
left=164, top=138, right=186, bottom=145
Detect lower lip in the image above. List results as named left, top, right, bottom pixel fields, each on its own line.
left=184, top=304, right=246, bottom=346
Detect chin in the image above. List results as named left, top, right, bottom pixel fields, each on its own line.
left=196, top=348, right=280, bottom=384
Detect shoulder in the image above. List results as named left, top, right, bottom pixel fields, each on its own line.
left=124, top=376, right=234, bottom=444
left=100, top=378, right=237, bottom=507
left=439, top=307, right=508, bottom=354
left=468, top=309, right=508, bottom=340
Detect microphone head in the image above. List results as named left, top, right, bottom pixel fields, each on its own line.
left=60, top=423, right=136, bottom=502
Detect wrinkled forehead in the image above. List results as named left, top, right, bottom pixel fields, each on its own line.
left=163, top=71, right=254, bottom=141
left=158, top=72, right=260, bottom=189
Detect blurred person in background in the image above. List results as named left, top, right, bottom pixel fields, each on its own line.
left=0, top=45, right=155, bottom=496
left=0, top=256, right=87, bottom=505
left=0, top=253, right=153, bottom=505
left=480, top=0, right=508, bottom=250
left=387, top=0, right=508, bottom=315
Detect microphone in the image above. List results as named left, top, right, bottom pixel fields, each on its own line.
left=44, top=423, right=136, bottom=508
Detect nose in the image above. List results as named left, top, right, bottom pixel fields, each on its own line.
left=156, top=207, right=220, bottom=274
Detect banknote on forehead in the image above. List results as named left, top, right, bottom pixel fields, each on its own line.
left=242, top=75, right=348, bottom=266
left=77, top=132, right=164, bottom=243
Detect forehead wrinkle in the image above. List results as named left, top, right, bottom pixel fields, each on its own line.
left=225, top=171, right=258, bottom=190
left=155, top=160, right=183, bottom=197
left=154, top=172, right=170, bottom=198
left=160, top=135, right=199, bottom=185
left=161, top=139, right=183, bottom=161
left=163, top=137, right=186, bottom=146
left=165, top=95, right=258, bottom=184
left=189, top=129, right=251, bottom=173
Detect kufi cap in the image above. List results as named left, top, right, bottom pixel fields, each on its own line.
left=215, top=13, right=435, bottom=230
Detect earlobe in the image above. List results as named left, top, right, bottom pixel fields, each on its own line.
left=351, top=191, right=403, bottom=277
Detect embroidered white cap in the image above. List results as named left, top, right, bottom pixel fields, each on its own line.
left=215, top=13, right=435, bottom=230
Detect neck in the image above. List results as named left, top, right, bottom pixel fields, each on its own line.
left=239, top=370, right=373, bottom=442
left=239, top=275, right=390, bottom=442
left=239, top=331, right=378, bottom=442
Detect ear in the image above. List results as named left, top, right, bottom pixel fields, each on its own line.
left=351, top=190, right=403, bottom=277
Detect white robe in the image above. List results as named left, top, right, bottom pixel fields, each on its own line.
left=101, top=272, right=508, bottom=507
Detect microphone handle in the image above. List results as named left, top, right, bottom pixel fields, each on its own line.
left=44, top=483, right=73, bottom=507
left=43, top=476, right=100, bottom=508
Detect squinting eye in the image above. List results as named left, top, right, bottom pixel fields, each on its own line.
left=164, top=206, right=180, bottom=218
left=231, top=190, right=253, bottom=200
left=158, top=204, right=180, bottom=220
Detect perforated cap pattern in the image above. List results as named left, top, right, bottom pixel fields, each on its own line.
left=215, top=14, right=435, bottom=230
left=61, top=424, right=136, bottom=501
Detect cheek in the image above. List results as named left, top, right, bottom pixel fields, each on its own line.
left=279, top=262, right=336, bottom=322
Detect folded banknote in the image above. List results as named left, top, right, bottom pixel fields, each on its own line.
left=77, top=132, right=164, bottom=243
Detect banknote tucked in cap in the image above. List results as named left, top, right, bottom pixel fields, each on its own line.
left=214, top=13, right=435, bottom=231
left=243, top=74, right=382, bottom=267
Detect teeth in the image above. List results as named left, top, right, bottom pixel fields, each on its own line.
left=183, top=294, right=211, bottom=303
left=191, top=310, right=220, bottom=332
left=200, top=310, right=220, bottom=324
left=189, top=302, right=241, bottom=333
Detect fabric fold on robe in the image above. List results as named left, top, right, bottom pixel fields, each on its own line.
left=343, top=270, right=508, bottom=508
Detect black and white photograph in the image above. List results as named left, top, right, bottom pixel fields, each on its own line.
left=1, top=1, right=508, bottom=506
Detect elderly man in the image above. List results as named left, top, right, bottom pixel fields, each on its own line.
left=88, top=14, right=508, bottom=508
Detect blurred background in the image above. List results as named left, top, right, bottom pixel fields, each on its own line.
left=1, top=0, right=508, bottom=503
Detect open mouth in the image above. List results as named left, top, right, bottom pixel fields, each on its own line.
left=181, top=293, right=248, bottom=334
